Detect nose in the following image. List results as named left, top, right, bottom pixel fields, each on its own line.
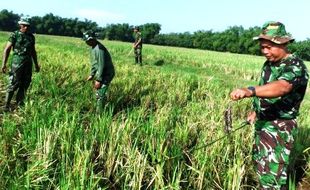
left=261, top=47, right=269, bottom=55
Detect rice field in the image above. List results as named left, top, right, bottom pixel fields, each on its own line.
left=0, top=31, right=309, bottom=190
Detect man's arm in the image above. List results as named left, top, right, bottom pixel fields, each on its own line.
left=133, top=38, right=142, bottom=48
left=96, top=50, right=105, bottom=81
left=2, top=42, right=12, bottom=73
left=89, top=50, right=98, bottom=78
left=94, top=49, right=105, bottom=89
left=254, top=80, right=293, bottom=97
left=133, top=33, right=142, bottom=48
left=230, top=80, right=293, bottom=100
left=31, top=45, right=40, bottom=72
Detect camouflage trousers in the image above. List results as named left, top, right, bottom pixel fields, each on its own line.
left=134, top=48, right=142, bottom=64
left=95, top=84, right=108, bottom=113
left=253, top=119, right=297, bottom=190
left=6, top=63, right=32, bottom=107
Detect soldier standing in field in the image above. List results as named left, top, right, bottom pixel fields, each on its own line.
left=230, top=21, right=308, bottom=189
left=133, top=26, right=142, bottom=65
left=83, top=30, right=115, bottom=113
left=1, top=17, right=40, bottom=112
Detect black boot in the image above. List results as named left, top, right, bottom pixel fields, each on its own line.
left=4, top=91, right=14, bottom=112
left=16, top=88, right=26, bottom=108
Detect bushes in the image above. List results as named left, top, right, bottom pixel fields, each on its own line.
left=289, top=40, right=310, bottom=61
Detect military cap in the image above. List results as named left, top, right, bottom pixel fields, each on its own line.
left=82, top=30, right=97, bottom=41
left=18, top=17, right=30, bottom=26
left=253, top=21, right=294, bottom=44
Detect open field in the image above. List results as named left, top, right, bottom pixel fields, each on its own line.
left=0, top=31, right=309, bottom=189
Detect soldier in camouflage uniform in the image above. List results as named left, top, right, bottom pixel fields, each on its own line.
left=83, top=30, right=115, bottom=113
left=133, top=26, right=142, bottom=65
left=1, top=17, right=40, bottom=111
left=230, top=21, right=308, bottom=189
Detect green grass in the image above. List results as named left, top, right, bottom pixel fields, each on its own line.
left=0, top=31, right=309, bottom=189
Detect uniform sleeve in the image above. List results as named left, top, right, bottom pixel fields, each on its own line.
left=138, top=33, right=141, bottom=40
left=96, top=50, right=105, bottom=82
left=32, top=35, right=36, bottom=48
left=278, top=61, right=307, bottom=87
left=90, top=50, right=97, bottom=77
left=8, top=32, right=16, bottom=44
left=137, top=33, right=142, bottom=43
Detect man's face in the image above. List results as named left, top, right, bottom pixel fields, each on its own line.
left=259, top=39, right=287, bottom=62
left=19, top=24, right=29, bottom=33
left=86, top=39, right=96, bottom=47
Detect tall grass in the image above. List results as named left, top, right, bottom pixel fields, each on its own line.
left=0, top=31, right=309, bottom=189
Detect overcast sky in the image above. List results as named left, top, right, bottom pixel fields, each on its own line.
left=2, top=0, right=309, bottom=41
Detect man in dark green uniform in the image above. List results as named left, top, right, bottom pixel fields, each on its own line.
left=133, top=26, right=142, bottom=65
left=83, top=30, right=115, bottom=113
left=230, top=21, right=308, bottom=189
left=1, top=17, right=40, bottom=111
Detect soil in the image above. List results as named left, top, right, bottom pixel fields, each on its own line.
left=297, top=175, right=310, bottom=190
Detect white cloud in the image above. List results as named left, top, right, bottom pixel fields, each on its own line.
left=75, top=9, right=125, bottom=25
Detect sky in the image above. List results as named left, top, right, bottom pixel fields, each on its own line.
left=2, top=0, right=310, bottom=41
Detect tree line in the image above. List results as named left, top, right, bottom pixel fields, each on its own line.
left=1, top=9, right=310, bottom=61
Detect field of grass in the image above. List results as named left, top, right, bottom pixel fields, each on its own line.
left=0, top=31, right=309, bottom=189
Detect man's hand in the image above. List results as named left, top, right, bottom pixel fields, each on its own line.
left=247, top=111, right=257, bottom=125
left=230, top=88, right=253, bottom=100
left=87, top=75, right=93, bottom=81
left=94, top=80, right=101, bottom=89
left=1, top=65, right=7, bottom=73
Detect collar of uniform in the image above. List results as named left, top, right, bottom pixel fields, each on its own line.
left=268, top=54, right=293, bottom=67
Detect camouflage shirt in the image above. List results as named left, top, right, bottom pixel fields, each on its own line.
left=9, top=31, right=35, bottom=56
left=9, top=31, right=35, bottom=64
left=134, top=32, right=142, bottom=48
left=253, top=54, right=309, bottom=120
left=90, top=41, right=115, bottom=85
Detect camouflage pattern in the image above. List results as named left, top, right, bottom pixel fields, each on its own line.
left=134, top=31, right=142, bottom=64
left=253, top=21, right=294, bottom=44
left=252, top=54, right=308, bottom=189
left=82, top=30, right=96, bottom=41
left=89, top=41, right=114, bottom=112
left=10, top=31, right=35, bottom=58
left=253, top=119, right=297, bottom=189
left=96, top=84, right=108, bottom=113
left=134, top=31, right=142, bottom=49
left=18, top=17, right=31, bottom=26
left=253, top=54, right=309, bottom=120
left=134, top=48, right=142, bottom=64
left=6, top=31, right=35, bottom=106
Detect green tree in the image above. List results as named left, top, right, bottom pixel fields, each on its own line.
left=289, top=39, right=310, bottom=61
left=140, top=23, right=161, bottom=43
left=105, top=23, right=132, bottom=41
left=0, top=9, right=19, bottom=31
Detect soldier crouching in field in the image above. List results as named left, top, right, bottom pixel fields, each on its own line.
left=1, top=17, right=40, bottom=112
left=230, top=21, right=309, bottom=189
left=82, top=30, right=115, bottom=113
